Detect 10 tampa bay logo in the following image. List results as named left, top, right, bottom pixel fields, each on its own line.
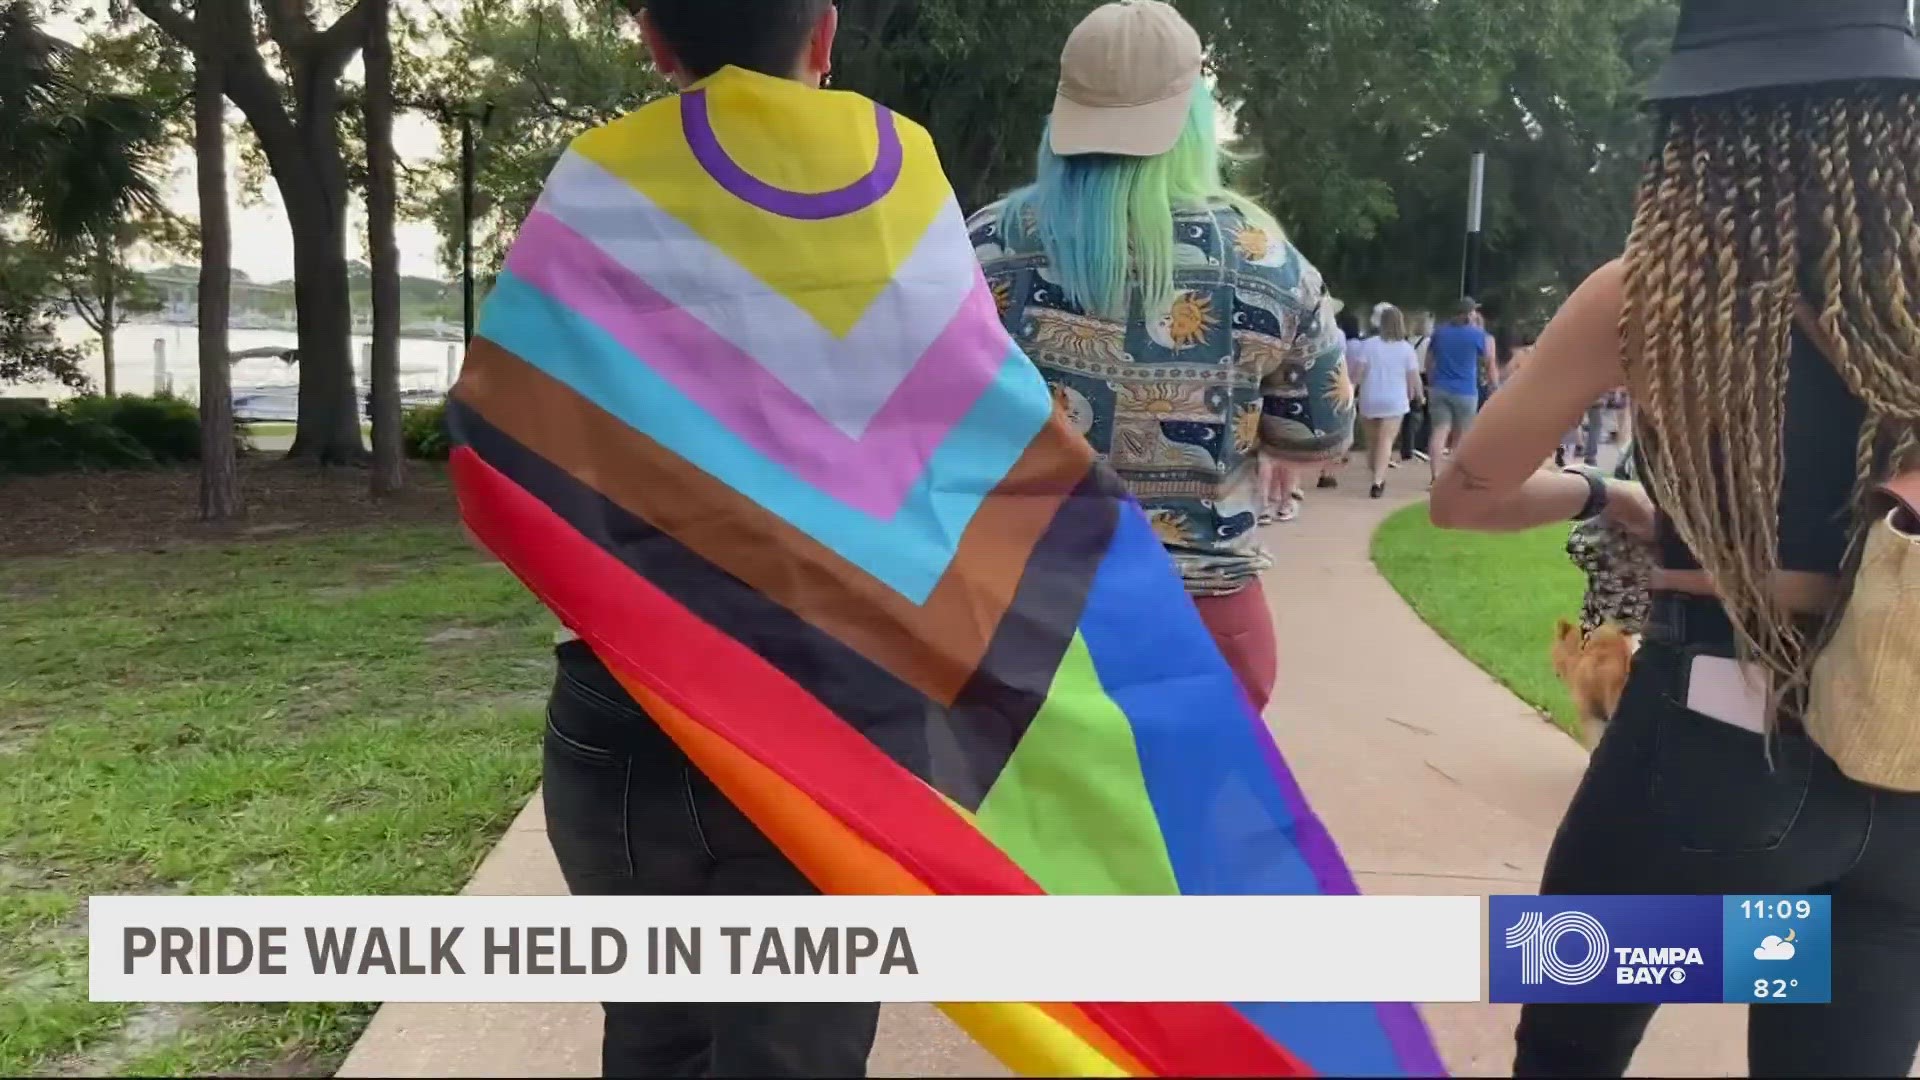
left=1504, top=909, right=1706, bottom=986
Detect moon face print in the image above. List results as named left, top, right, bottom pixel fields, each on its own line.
left=1050, top=381, right=1095, bottom=436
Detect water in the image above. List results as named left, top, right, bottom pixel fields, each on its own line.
left=8, top=319, right=465, bottom=416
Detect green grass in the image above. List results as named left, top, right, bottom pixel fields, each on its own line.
left=0, top=526, right=554, bottom=1076
left=1369, top=503, right=1586, bottom=736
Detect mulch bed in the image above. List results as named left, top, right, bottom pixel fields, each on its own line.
left=0, top=456, right=458, bottom=558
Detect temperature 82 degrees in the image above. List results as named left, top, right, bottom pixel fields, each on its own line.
left=1721, top=895, right=1832, bottom=1004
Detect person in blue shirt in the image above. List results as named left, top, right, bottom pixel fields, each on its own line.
left=1423, top=296, right=1497, bottom=482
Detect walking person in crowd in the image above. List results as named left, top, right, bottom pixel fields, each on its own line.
left=972, top=0, right=1353, bottom=711
left=1475, top=310, right=1501, bottom=408
left=1314, top=309, right=1368, bottom=490
left=1423, top=296, right=1496, bottom=482
left=1265, top=305, right=1363, bottom=516
left=1605, top=387, right=1634, bottom=448
left=1260, top=453, right=1304, bottom=524
left=1432, top=1, right=1920, bottom=1074
left=1349, top=305, right=1423, bottom=498
left=1338, top=310, right=1364, bottom=353
left=531, top=2, right=883, bottom=1075
left=1398, top=311, right=1434, bottom=463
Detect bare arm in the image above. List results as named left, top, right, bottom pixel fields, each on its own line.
left=1430, top=260, right=1647, bottom=533
left=1480, top=333, right=1499, bottom=386
left=1405, top=349, right=1424, bottom=404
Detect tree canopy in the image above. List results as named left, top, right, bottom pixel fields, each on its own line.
left=4, top=0, right=1681, bottom=396
left=1, top=0, right=182, bottom=389
left=1219, top=0, right=1677, bottom=329
left=402, top=0, right=666, bottom=287
left=411, top=0, right=1674, bottom=332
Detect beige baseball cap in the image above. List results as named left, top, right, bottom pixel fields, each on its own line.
left=1049, top=1, right=1204, bottom=158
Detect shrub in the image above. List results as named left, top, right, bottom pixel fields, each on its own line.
left=60, top=393, right=200, bottom=463
left=0, top=401, right=155, bottom=476
left=0, top=393, right=216, bottom=476
left=402, top=402, right=450, bottom=460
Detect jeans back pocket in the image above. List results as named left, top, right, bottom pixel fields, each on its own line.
left=1648, top=700, right=1813, bottom=854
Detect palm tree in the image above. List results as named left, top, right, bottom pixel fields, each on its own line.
left=2, top=0, right=168, bottom=396
left=1, top=1, right=167, bottom=250
left=0, top=0, right=70, bottom=208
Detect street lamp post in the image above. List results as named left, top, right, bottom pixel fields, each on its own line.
left=410, top=96, right=495, bottom=348
left=460, top=110, right=477, bottom=345
left=1462, top=151, right=1486, bottom=300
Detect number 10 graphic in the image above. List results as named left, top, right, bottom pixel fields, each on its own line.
left=1505, top=911, right=1611, bottom=986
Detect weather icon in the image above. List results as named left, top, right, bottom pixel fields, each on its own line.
left=1755, top=929, right=1798, bottom=961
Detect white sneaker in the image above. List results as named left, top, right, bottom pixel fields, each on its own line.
left=1412, top=449, right=1431, bottom=462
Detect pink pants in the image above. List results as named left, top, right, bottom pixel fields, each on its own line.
left=1193, top=580, right=1278, bottom=712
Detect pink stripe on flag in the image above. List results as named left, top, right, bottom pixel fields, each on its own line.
left=506, top=210, right=1009, bottom=520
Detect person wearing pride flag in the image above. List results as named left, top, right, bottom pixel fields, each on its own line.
left=526, top=5, right=884, bottom=1076
left=445, top=0, right=1440, bottom=1074
left=971, top=0, right=1355, bottom=710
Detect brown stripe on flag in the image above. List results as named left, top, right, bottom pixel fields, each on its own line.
left=454, top=338, right=1092, bottom=704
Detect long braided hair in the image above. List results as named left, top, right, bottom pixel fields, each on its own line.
left=1620, top=86, right=1920, bottom=696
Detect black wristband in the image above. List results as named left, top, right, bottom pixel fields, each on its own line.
left=1565, top=466, right=1607, bottom=521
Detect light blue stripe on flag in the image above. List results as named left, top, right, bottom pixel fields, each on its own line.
left=477, top=271, right=1050, bottom=603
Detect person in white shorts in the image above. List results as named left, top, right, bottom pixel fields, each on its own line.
left=1349, top=305, right=1423, bottom=498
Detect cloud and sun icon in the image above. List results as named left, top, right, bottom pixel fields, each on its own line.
left=1754, top=929, right=1798, bottom=961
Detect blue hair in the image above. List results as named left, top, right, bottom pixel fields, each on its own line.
left=999, top=85, right=1276, bottom=320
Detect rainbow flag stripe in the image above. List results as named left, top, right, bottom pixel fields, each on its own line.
left=450, top=65, right=1443, bottom=1078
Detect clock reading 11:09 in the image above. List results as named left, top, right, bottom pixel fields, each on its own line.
left=1741, top=899, right=1814, bottom=920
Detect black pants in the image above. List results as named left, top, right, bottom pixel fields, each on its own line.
left=1515, top=635, right=1920, bottom=1078
left=542, top=641, right=881, bottom=1078
left=1399, top=377, right=1430, bottom=459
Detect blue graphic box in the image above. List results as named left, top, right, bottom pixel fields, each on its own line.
left=1721, top=895, right=1832, bottom=1005
left=1490, top=896, right=1723, bottom=1004
left=1490, top=895, right=1831, bottom=1005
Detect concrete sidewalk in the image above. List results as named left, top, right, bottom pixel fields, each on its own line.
left=1262, top=463, right=1741, bottom=1076
left=339, top=458, right=1743, bottom=1078
left=334, top=795, right=1006, bottom=1079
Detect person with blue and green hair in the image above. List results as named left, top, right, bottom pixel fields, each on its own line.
left=968, top=0, right=1353, bottom=710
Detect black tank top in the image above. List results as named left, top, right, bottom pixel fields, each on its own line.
left=1645, top=327, right=1868, bottom=573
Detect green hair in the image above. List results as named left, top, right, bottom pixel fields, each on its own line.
left=999, top=85, right=1277, bottom=321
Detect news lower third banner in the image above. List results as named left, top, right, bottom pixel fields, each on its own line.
left=89, top=894, right=1834, bottom=1004
left=90, top=895, right=1482, bottom=1003
left=1489, top=895, right=1832, bottom=1004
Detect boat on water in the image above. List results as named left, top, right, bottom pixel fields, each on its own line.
left=232, top=384, right=446, bottom=424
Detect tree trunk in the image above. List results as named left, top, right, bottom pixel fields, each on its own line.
left=229, top=58, right=363, bottom=467
left=195, top=52, right=239, bottom=521
left=100, top=309, right=116, bottom=396
left=364, top=0, right=403, bottom=497
left=96, top=236, right=118, bottom=396
left=133, top=0, right=369, bottom=466
left=278, top=154, right=364, bottom=465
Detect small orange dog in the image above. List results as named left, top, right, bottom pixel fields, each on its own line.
left=1552, top=620, right=1638, bottom=750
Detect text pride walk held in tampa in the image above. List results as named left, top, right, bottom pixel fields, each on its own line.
left=443, top=0, right=1441, bottom=1075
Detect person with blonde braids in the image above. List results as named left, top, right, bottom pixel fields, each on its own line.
left=1431, top=1, right=1920, bottom=1074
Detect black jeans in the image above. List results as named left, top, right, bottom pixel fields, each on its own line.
left=1515, top=637, right=1920, bottom=1078
left=1399, top=377, right=1430, bottom=459
left=542, top=641, right=881, bottom=1078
